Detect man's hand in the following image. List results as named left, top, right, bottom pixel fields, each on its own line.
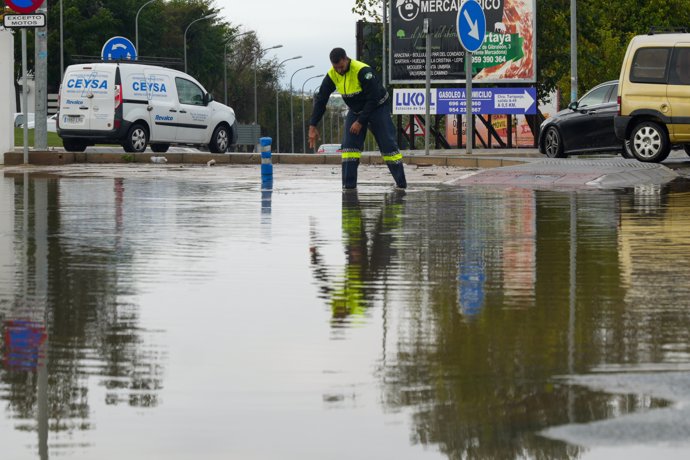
left=308, top=126, right=320, bottom=149
left=349, top=120, right=362, bottom=135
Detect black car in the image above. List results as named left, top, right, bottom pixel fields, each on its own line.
left=539, top=80, right=630, bottom=158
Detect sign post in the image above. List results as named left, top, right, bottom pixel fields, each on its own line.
left=4, top=0, right=46, bottom=164
left=457, top=0, right=486, bottom=154
left=424, top=17, right=431, bottom=155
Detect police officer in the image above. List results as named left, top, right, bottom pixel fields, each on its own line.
left=308, top=48, right=407, bottom=190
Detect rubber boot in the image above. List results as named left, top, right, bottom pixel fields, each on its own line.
left=387, top=162, right=407, bottom=189
left=342, top=159, right=360, bottom=189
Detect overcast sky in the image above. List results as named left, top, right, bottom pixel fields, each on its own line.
left=215, top=0, right=370, bottom=89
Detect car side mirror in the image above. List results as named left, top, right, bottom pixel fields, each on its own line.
left=568, top=101, right=579, bottom=110
left=204, top=93, right=213, bottom=105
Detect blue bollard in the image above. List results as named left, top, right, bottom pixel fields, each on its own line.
left=260, top=137, right=273, bottom=181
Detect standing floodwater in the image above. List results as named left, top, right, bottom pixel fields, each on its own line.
left=1, top=167, right=690, bottom=459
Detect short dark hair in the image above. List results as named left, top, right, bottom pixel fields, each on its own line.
left=329, top=48, right=347, bottom=64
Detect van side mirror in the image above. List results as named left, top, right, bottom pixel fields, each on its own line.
left=568, top=101, right=579, bottom=110
left=204, top=93, right=214, bottom=105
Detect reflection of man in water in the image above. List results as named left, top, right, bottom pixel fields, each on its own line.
left=310, top=191, right=404, bottom=324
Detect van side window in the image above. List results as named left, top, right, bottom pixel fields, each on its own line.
left=175, top=77, right=204, bottom=105
left=630, top=47, right=670, bottom=83
left=669, top=48, right=690, bottom=85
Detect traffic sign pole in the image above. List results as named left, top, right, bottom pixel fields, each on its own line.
left=424, top=18, right=431, bottom=156
left=21, top=28, right=28, bottom=164
left=466, top=53, right=472, bottom=154
left=456, top=0, right=486, bottom=155
left=35, top=0, right=48, bottom=150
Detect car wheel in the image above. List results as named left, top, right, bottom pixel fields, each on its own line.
left=151, top=143, right=170, bottom=153
left=543, top=127, right=566, bottom=158
left=629, top=121, right=670, bottom=162
left=209, top=125, right=229, bottom=153
left=123, top=124, right=148, bottom=153
left=683, top=145, right=690, bottom=157
left=63, top=139, right=87, bottom=152
left=621, top=139, right=635, bottom=158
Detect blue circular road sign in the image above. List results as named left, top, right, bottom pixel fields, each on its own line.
left=101, top=36, right=138, bottom=61
left=456, top=0, right=486, bottom=53
left=5, top=0, right=44, bottom=14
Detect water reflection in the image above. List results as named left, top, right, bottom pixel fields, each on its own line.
left=310, top=190, right=404, bottom=327
left=0, top=173, right=165, bottom=459
left=1, top=169, right=690, bottom=459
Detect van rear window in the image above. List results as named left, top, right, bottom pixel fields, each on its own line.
left=630, top=47, right=671, bottom=83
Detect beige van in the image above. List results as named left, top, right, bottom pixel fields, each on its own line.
left=614, top=32, right=690, bottom=162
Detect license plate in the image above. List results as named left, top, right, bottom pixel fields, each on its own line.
left=62, top=115, right=82, bottom=125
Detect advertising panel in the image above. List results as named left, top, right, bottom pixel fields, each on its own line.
left=390, top=0, right=536, bottom=84
left=393, top=87, right=536, bottom=115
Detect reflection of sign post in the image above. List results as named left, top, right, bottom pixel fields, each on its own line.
left=458, top=0, right=486, bottom=154
left=101, top=36, right=138, bottom=61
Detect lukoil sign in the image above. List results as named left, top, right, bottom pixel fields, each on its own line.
left=393, top=89, right=437, bottom=114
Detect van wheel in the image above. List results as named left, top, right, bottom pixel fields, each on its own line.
left=630, top=121, right=670, bottom=162
left=123, top=124, right=149, bottom=153
left=543, top=127, right=566, bottom=158
left=151, top=143, right=170, bottom=153
left=63, top=139, right=87, bottom=152
left=209, top=125, right=229, bottom=153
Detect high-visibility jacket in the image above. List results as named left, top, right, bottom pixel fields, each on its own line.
left=309, top=59, right=389, bottom=126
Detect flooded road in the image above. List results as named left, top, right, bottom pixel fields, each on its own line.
left=1, top=165, right=690, bottom=459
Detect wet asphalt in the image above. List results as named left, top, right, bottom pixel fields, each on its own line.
left=4, top=146, right=690, bottom=189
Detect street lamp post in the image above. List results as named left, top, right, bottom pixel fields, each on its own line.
left=59, top=0, right=64, bottom=79
left=184, top=13, right=216, bottom=74
left=301, top=74, right=324, bottom=153
left=275, top=56, right=302, bottom=152
left=289, top=65, right=314, bottom=153
left=224, top=31, right=251, bottom=106
left=135, top=0, right=157, bottom=57
left=254, top=44, right=282, bottom=124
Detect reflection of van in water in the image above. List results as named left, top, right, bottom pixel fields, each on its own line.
left=57, top=63, right=237, bottom=153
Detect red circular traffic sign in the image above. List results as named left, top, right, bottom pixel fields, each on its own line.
left=5, top=0, right=45, bottom=14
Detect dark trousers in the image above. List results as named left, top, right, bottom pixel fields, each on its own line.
left=339, top=103, right=407, bottom=189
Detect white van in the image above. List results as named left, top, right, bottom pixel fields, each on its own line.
left=57, top=62, right=237, bottom=153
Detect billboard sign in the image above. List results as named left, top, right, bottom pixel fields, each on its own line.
left=389, top=0, right=536, bottom=84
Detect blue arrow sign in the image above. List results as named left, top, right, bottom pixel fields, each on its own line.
left=101, top=36, right=137, bottom=61
left=436, top=87, right=537, bottom=115
left=457, top=0, right=486, bottom=53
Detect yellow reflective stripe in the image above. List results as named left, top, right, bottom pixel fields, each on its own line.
left=341, top=151, right=361, bottom=159
left=383, top=153, right=403, bottom=162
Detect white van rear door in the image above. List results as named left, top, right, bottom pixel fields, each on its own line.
left=60, top=65, right=113, bottom=131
